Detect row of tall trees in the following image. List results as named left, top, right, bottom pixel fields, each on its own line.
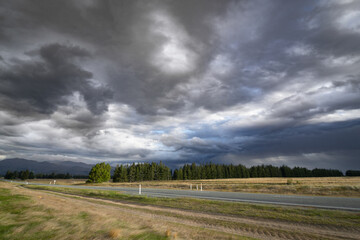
left=112, top=162, right=345, bottom=182
left=345, top=170, right=360, bottom=176
left=173, top=163, right=344, bottom=180
left=113, top=162, right=171, bottom=182
left=5, top=170, right=34, bottom=180
left=4, top=170, right=87, bottom=180
left=3, top=163, right=356, bottom=182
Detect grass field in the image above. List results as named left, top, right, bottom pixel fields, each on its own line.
left=1, top=181, right=360, bottom=239
left=0, top=183, right=174, bottom=240
left=25, top=177, right=360, bottom=197
left=25, top=185, right=360, bottom=228
left=0, top=182, right=253, bottom=240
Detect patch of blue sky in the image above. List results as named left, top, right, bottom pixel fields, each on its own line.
left=150, top=129, right=167, bottom=135
left=241, top=86, right=263, bottom=97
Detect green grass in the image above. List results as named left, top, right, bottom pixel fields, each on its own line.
left=130, top=232, right=169, bottom=240
left=0, top=188, right=57, bottom=240
left=77, top=211, right=89, bottom=220
left=25, top=185, right=360, bottom=229
left=1, top=183, right=258, bottom=240
left=0, top=186, right=174, bottom=240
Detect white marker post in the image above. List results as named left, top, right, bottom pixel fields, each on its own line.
left=190, top=184, right=192, bottom=190
left=196, top=184, right=198, bottom=190
left=200, top=183, right=203, bottom=191
left=54, top=180, right=56, bottom=185
left=139, top=184, right=141, bottom=195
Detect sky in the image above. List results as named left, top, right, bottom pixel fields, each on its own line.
left=0, top=0, right=359, bottom=170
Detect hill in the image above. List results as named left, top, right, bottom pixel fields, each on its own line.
left=0, top=158, right=92, bottom=175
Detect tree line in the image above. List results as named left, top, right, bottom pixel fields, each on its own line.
left=345, top=170, right=360, bottom=176
left=112, top=162, right=353, bottom=182
left=112, top=162, right=171, bottom=182
left=4, top=170, right=87, bottom=180
left=172, top=163, right=345, bottom=180
left=3, top=162, right=359, bottom=182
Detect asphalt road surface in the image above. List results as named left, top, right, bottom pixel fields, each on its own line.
left=3, top=180, right=360, bottom=211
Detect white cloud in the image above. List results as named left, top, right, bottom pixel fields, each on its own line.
left=337, top=10, right=360, bottom=32
left=212, top=1, right=269, bottom=49
left=209, top=54, right=234, bottom=77
left=285, top=43, right=313, bottom=56
left=307, top=109, right=360, bottom=123
left=149, top=10, right=197, bottom=74
left=322, top=55, right=360, bottom=67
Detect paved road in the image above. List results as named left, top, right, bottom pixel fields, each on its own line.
left=3, top=180, right=360, bottom=211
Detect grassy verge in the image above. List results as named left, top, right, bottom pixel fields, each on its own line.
left=0, top=185, right=171, bottom=240
left=35, top=191, right=330, bottom=240
left=25, top=185, right=360, bottom=229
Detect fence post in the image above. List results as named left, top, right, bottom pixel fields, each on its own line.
left=200, top=183, right=203, bottom=191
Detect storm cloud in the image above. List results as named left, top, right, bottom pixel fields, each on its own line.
left=0, top=0, right=359, bottom=170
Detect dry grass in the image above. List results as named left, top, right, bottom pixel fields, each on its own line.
left=24, top=179, right=87, bottom=185
left=0, top=182, right=167, bottom=240
left=0, top=182, right=254, bottom=240
left=108, top=229, right=121, bottom=239
left=26, top=185, right=360, bottom=228
left=22, top=183, right=360, bottom=240
left=23, top=176, right=360, bottom=196
left=86, top=177, right=360, bottom=197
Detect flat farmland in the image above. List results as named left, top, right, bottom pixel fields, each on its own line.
left=65, top=177, right=360, bottom=197
left=2, top=181, right=360, bottom=240
left=22, top=179, right=87, bottom=185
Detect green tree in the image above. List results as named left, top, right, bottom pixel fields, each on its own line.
left=346, top=170, right=360, bottom=176
left=4, top=170, right=14, bottom=179
left=20, top=170, right=30, bottom=180
left=113, top=165, right=122, bottom=182
left=128, top=163, right=136, bottom=182
left=177, top=168, right=183, bottom=180
left=113, top=164, right=129, bottom=182
left=87, top=162, right=111, bottom=183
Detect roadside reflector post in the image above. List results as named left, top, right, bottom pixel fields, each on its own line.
left=200, top=183, right=203, bottom=191
left=139, top=184, right=141, bottom=195
left=54, top=180, right=56, bottom=185
left=196, top=184, right=198, bottom=190
left=190, top=184, right=192, bottom=190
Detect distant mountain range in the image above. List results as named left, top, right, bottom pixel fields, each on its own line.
left=0, top=158, right=93, bottom=175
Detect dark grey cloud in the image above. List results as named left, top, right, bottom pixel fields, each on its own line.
left=2, top=0, right=356, bottom=116
left=156, top=119, right=360, bottom=171
left=0, top=0, right=359, bottom=170
left=0, top=43, right=112, bottom=115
